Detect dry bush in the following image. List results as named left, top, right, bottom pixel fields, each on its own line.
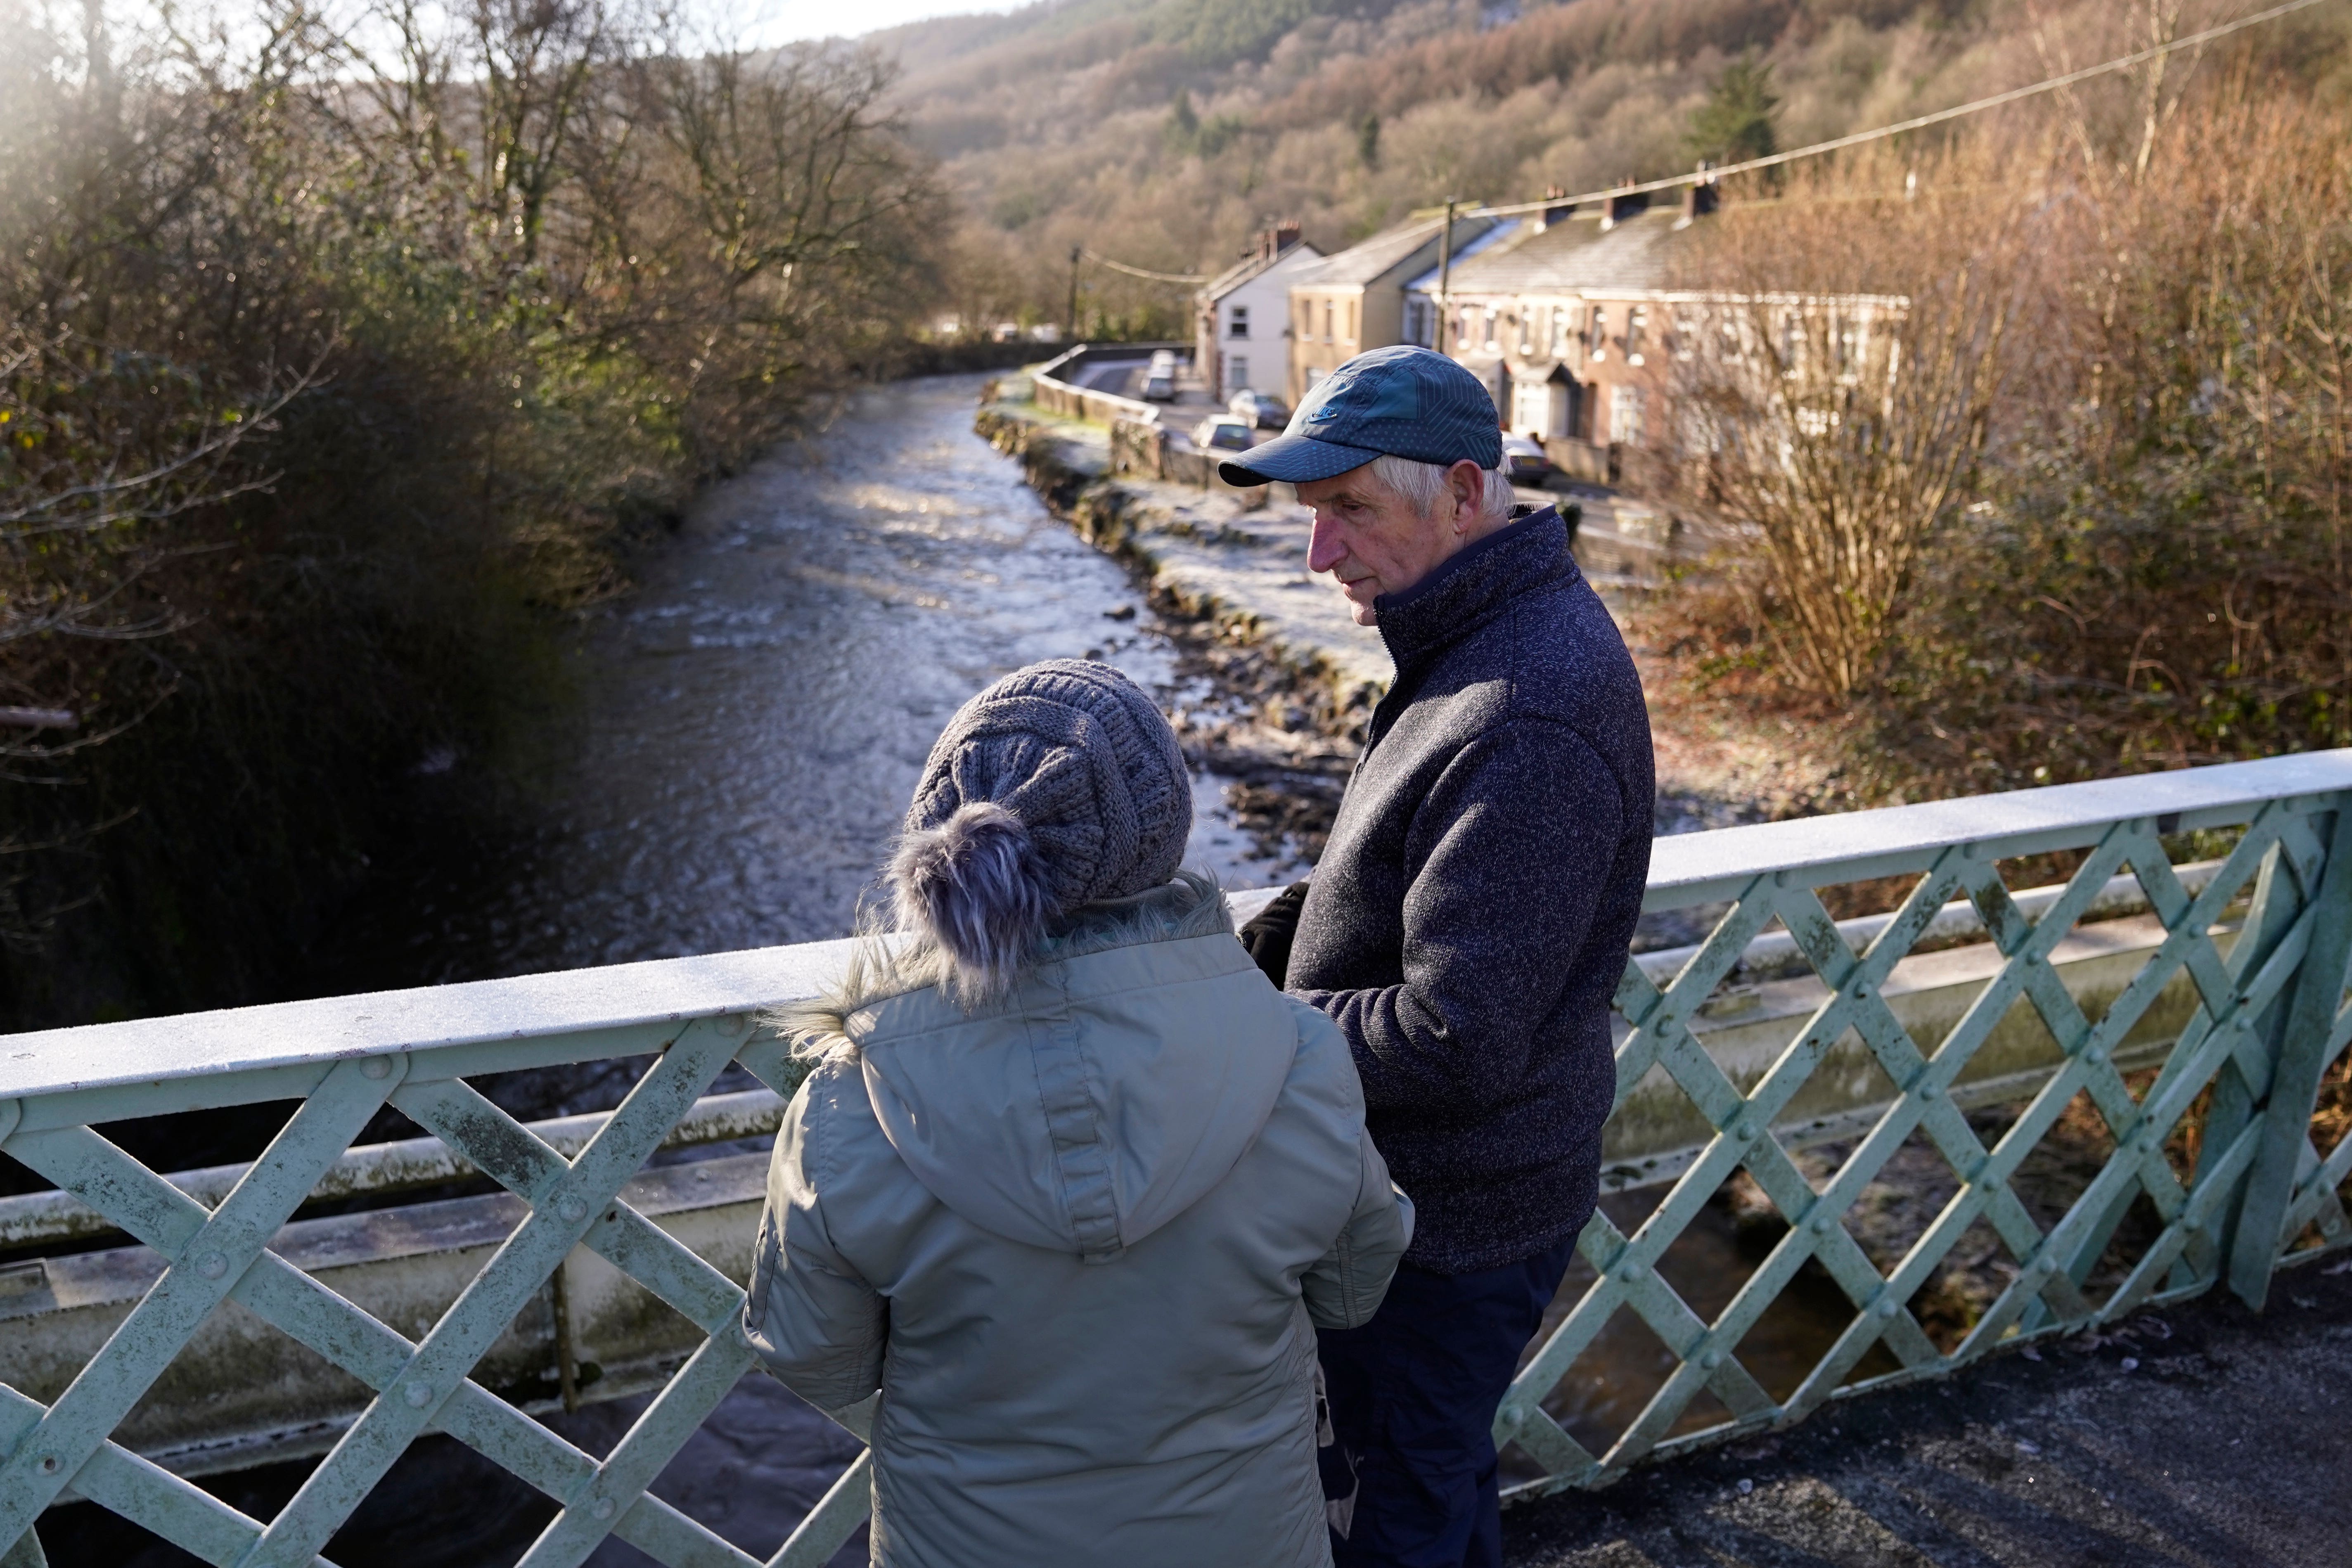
left=1873, top=90, right=2352, bottom=793
left=1666, top=145, right=2037, bottom=699
left=1638, top=21, right=2352, bottom=801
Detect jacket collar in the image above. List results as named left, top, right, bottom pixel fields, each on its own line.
left=1373, top=506, right=1571, bottom=674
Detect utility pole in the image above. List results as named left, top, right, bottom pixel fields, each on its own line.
left=1067, top=246, right=1083, bottom=343
left=1433, top=198, right=1457, bottom=356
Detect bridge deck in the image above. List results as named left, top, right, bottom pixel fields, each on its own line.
left=1504, top=1255, right=2352, bottom=1568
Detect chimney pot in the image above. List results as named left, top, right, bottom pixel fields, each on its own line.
left=1682, top=163, right=1719, bottom=222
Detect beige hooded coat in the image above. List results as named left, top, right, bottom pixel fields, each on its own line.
left=743, top=882, right=1413, bottom=1568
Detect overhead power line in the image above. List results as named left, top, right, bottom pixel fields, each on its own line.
left=1467, top=0, right=2337, bottom=220
left=1078, top=248, right=1208, bottom=284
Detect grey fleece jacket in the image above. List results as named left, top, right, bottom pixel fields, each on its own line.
left=743, top=881, right=1413, bottom=1568
left=1289, top=507, right=1654, bottom=1274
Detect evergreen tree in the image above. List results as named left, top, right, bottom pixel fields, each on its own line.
left=1356, top=111, right=1381, bottom=169
left=1686, top=56, right=1779, bottom=166
left=1166, top=90, right=1201, bottom=152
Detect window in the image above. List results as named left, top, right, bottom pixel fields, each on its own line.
left=1588, top=306, right=1608, bottom=359
left=1458, top=307, right=1476, bottom=350
left=1836, top=314, right=1861, bottom=375
left=1627, top=306, right=1648, bottom=363
left=1719, top=315, right=1743, bottom=362
left=1482, top=308, right=1499, bottom=351
left=1347, top=299, right=1358, bottom=343
left=1610, top=385, right=1646, bottom=446
left=1550, top=306, right=1569, bottom=358
left=1324, top=301, right=1335, bottom=343
left=1405, top=296, right=1433, bottom=348
left=1781, top=309, right=1802, bottom=370
left=1516, top=310, right=1532, bottom=355
left=1672, top=311, right=1696, bottom=362
left=1228, top=305, right=1250, bottom=340
left=1299, top=300, right=1313, bottom=338
left=1226, top=355, right=1248, bottom=396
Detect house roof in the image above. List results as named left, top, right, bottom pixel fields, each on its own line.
left=1200, top=239, right=1322, bottom=303
left=1400, top=220, right=1523, bottom=293
left=1291, top=215, right=1501, bottom=289
left=1436, top=206, right=1704, bottom=296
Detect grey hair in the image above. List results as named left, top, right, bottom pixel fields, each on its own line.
left=1369, top=453, right=1515, bottom=528
left=888, top=801, right=1055, bottom=1008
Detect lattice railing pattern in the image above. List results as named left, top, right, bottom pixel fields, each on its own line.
left=1496, top=785, right=2352, bottom=1499
left=0, top=1018, right=864, bottom=1568
left=0, top=758, right=2347, bottom=1563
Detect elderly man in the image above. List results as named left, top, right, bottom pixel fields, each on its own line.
left=1220, top=346, right=1654, bottom=1568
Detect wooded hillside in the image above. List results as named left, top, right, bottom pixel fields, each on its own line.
left=866, top=0, right=2352, bottom=334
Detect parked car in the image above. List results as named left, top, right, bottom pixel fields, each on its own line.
left=1191, top=416, right=1255, bottom=453
left=1228, top=389, right=1291, bottom=429
left=1502, top=433, right=1554, bottom=486
left=1141, top=368, right=1177, bottom=401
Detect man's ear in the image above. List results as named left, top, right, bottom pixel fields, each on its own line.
left=1446, top=460, right=1484, bottom=535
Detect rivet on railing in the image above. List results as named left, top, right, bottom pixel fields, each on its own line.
left=557, top=1194, right=587, bottom=1223
left=1733, top=1119, right=1757, bottom=1142
left=195, top=1251, right=227, bottom=1280
left=1850, top=981, right=1869, bottom=1001
left=405, top=1383, right=433, bottom=1408
left=1774, top=869, right=1797, bottom=888
left=1701, top=1350, right=1724, bottom=1369
left=36, top=1455, right=59, bottom=1475
left=1877, top=1297, right=1901, bottom=1318
left=1916, top=1078, right=1940, bottom=1099
left=1499, top=1405, right=1526, bottom=1428
left=1811, top=1214, right=1835, bottom=1235
left=2085, top=1046, right=2108, bottom=1065
left=1618, top=1262, right=1645, bottom=1282
left=361, top=1056, right=392, bottom=1081
left=593, top=1498, right=618, bottom=1520
left=1958, top=841, right=1978, bottom=860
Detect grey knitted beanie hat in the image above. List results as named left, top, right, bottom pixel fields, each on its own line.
left=891, top=661, right=1191, bottom=1002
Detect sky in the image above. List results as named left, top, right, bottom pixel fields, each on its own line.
left=734, top=0, right=1024, bottom=47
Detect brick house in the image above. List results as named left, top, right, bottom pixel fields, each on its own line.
left=1405, top=188, right=1719, bottom=481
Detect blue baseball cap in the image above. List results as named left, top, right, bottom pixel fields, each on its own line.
left=1217, top=346, right=1503, bottom=486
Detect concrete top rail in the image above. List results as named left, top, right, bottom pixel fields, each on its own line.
left=4, top=752, right=2347, bottom=1119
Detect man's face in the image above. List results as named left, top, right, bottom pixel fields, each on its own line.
left=1298, top=460, right=1490, bottom=627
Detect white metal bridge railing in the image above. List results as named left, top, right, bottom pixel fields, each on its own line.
left=0, top=751, right=2348, bottom=1564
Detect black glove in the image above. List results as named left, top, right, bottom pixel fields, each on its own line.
left=1238, top=880, right=1311, bottom=988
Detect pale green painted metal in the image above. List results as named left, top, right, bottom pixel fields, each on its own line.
left=1497, top=790, right=2352, bottom=1499
left=0, top=774, right=2347, bottom=1566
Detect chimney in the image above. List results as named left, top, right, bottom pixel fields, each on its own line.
left=1274, top=220, right=1301, bottom=252
left=1532, top=185, right=1575, bottom=233
left=1601, top=180, right=1649, bottom=230
left=1679, top=161, right=1719, bottom=225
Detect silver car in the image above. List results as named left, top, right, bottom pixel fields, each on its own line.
left=1228, top=389, right=1291, bottom=429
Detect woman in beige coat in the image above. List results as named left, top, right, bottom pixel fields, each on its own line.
left=744, top=660, right=1411, bottom=1568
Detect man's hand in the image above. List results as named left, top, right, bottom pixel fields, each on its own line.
left=1238, top=880, right=1311, bottom=987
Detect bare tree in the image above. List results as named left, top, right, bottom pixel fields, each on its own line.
left=1670, top=162, right=2032, bottom=699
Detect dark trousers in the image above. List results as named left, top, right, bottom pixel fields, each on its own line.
left=1316, top=1237, right=1576, bottom=1568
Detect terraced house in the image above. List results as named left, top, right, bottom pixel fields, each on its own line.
left=1283, top=179, right=1894, bottom=490
left=1412, top=183, right=1730, bottom=485
left=1283, top=213, right=1499, bottom=406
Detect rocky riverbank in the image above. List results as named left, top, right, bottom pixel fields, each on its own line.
left=976, top=395, right=1378, bottom=865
